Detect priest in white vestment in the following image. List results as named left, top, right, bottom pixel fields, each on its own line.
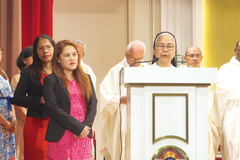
left=216, top=41, right=240, bottom=160
left=73, top=40, right=97, bottom=89
left=100, top=40, right=148, bottom=160
left=182, top=46, right=203, bottom=68
left=182, top=46, right=221, bottom=160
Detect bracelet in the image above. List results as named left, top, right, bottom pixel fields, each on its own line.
left=11, top=117, right=16, bottom=120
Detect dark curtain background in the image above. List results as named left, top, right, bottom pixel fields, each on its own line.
left=22, top=0, right=53, bottom=49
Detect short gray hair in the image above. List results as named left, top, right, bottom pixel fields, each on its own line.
left=73, top=39, right=86, bottom=53
left=126, top=40, right=146, bottom=55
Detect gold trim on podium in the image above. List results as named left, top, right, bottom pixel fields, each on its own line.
left=152, top=145, right=189, bottom=160
left=152, top=93, right=189, bottom=144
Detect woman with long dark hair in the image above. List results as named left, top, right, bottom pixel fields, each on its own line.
left=43, top=40, right=97, bottom=160
left=11, top=46, right=33, bottom=160
left=13, top=35, right=55, bottom=160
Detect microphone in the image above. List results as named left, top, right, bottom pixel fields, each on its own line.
left=130, top=57, right=159, bottom=67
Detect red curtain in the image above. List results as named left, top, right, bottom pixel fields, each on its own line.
left=22, top=0, right=53, bottom=49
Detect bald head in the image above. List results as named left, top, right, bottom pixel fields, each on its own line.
left=235, top=41, right=240, bottom=62
left=184, top=46, right=202, bottom=68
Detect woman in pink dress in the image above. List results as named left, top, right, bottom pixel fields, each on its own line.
left=43, top=40, right=97, bottom=160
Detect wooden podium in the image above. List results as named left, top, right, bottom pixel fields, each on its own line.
left=122, top=67, right=217, bottom=160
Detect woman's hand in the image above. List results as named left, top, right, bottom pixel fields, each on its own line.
left=76, top=126, right=91, bottom=138
left=9, top=118, right=18, bottom=133
left=40, top=96, right=45, bottom=104
left=79, top=126, right=91, bottom=138
left=3, top=121, right=12, bottom=130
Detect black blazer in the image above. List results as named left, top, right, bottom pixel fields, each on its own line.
left=13, top=66, right=49, bottom=118
left=43, top=73, right=97, bottom=142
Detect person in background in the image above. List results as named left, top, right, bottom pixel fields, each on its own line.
left=151, top=31, right=176, bottom=68
left=73, top=40, right=96, bottom=89
left=11, top=46, right=33, bottom=160
left=43, top=40, right=97, bottom=160
left=0, top=46, right=17, bottom=159
left=183, top=46, right=203, bottom=68
left=216, top=41, right=240, bottom=160
left=73, top=39, right=97, bottom=159
left=13, top=35, right=55, bottom=160
left=100, top=40, right=148, bottom=160
left=181, top=46, right=221, bottom=160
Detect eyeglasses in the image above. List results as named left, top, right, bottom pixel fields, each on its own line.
left=156, top=43, right=175, bottom=51
left=186, top=54, right=202, bottom=58
left=127, top=54, right=143, bottom=62
left=37, top=45, right=53, bottom=51
left=236, top=48, right=240, bottom=52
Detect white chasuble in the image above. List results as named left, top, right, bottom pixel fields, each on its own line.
left=81, top=60, right=97, bottom=90
left=216, top=57, right=240, bottom=160
left=208, top=85, right=221, bottom=160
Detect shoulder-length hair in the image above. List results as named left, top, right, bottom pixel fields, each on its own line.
left=29, top=34, right=55, bottom=79
left=52, top=40, right=92, bottom=100
left=16, top=46, right=33, bottom=70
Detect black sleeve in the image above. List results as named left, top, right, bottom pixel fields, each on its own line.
left=82, top=75, right=97, bottom=128
left=13, top=68, right=42, bottom=109
left=43, top=75, right=85, bottom=135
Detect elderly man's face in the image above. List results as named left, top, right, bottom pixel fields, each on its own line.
left=75, top=43, right=85, bottom=60
left=125, top=45, right=144, bottom=67
left=235, top=42, right=240, bottom=62
left=184, top=47, right=202, bottom=68
left=154, top=35, right=175, bottom=66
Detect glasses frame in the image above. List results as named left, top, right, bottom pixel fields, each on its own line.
left=156, top=43, right=175, bottom=51
left=127, top=54, right=143, bottom=62
left=37, top=45, right=53, bottom=51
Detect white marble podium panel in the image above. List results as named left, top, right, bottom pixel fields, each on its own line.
left=126, top=86, right=208, bottom=160
left=153, top=93, right=188, bottom=144
left=124, top=67, right=214, bottom=160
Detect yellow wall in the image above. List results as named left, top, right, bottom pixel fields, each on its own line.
left=202, top=0, right=240, bottom=68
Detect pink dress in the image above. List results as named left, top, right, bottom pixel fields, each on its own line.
left=47, top=80, right=92, bottom=160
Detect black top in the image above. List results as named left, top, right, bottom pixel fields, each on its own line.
left=13, top=66, right=49, bottom=118
left=43, top=73, right=97, bottom=142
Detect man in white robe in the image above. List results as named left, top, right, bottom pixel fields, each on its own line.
left=216, top=41, right=240, bottom=160
left=183, top=46, right=221, bottom=160
left=183, top=46, right=202, bottom=68
left=73, top=40, right=97, bottom=89
left=100, top=40, right=148, bottom=160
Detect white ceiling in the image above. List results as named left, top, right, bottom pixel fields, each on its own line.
left=53, top=0, right=125, bottom=13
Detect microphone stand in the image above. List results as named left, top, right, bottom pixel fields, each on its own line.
left=130, top=58, right=159, bottom=67
left=118, top=57, right=158, bottom=159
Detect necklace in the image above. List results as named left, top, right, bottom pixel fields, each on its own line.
left=42, top=68, right=52, bottom=74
